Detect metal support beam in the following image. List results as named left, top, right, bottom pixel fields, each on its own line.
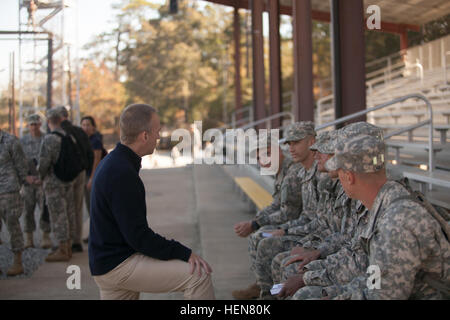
left=331, top=0, right=366, bottom=126
left=292, top=0, right=314, bottom=121
left=47, top=37, right=53, bottom=110
left=10, top=52, right=16, bottom=136
left=269, top=0, right=282, bottom=128
left=251, top=0, right=266, bottom=126
left=233, top=7, right=243, bottom=122
left=0, top=30, right=54, bottom=111
left=38, top=7, right=62, bottom=27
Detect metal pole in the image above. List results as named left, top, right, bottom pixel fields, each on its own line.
left=61, top=0, right=67, bottom=106
left=67, top=45, right=73, bottom=120
left=11, top=52, right=16, bottom=136
left=268, top=0, right=281, bottom=128
left=47, top=37, right=53, bottom=110
left=75, top=0, right=81, bottom=124
left=330, top=0, right=342, bottom=126
left=222, top=53, right=229, bottom=124
left=251, top=0, right=266, bottom=127
left=18, top=4, right=23, bottom=137
left=441, top=38, right=447, bottom=84
left=233, top=7, right=242, bottom=123
left=292, top=0, right=314, bottom=122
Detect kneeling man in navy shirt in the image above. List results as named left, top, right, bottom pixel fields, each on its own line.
left=89, top=103, right=215, bottom=300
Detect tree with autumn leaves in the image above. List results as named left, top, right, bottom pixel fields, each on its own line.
left=78, top=61, right=126, bottom=133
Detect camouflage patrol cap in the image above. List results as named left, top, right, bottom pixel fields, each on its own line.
left=310, top=130, right=336, bottom=154
left=249, top=131, right=280, bottom=158
left=281, top=121, right=316, bottom=144
left=46, top=107, right=62, bottom=119
left=54, top=105, right=69, bottom=118
left=325, top=134, right=386, bottom=173
left=27, top=113, right=42, bottom=124
left=339, top=121, right=384, bottom=141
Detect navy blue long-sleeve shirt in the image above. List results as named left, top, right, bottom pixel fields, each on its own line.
left=88, top=143, right=192, bottom=276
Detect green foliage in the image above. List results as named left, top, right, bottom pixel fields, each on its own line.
left=121, top=1, right=232, bottom=125
left=409, top=13, right=450, bottom=46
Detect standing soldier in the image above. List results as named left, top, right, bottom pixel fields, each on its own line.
left=38, top=109, right=72, bottom=262
left=20, top=114, right=52, bottom=249
left=0, top=128, right=35, bottom=276
left=58, top=106, right=93, bottom=253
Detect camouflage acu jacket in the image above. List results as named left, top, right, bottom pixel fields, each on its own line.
left=0, top=130, right=29, bottom=194
left=255, top=157, right=303, bottom=226
left=20, top=133, right=43, bottom=175
left=332, top=180, right=450, bottom=299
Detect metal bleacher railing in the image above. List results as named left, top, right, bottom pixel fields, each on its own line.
left=222, top=93, right=450, bottom=209
left=316, top=93, right=434, bottom=175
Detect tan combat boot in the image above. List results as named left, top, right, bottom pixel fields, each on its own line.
left=7, top=251, right=24, bottom=276
left=232, top=282, right=261, bottom=300
left=41, top=232, right=52, bottom=249
left=24, top=232, right=34, bottom=249
left=45, top=241, right=70, bottom=262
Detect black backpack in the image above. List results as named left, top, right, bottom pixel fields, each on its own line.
left=51, top=131, right=84, bottom=182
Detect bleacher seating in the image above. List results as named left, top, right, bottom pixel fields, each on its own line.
left=223, top=35, right=450, bottom=213
left=233, top=177, right=273, bottom=212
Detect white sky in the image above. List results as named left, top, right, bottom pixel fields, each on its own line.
left=0, top=0, right=166, bottom=91
left=0, top=0, right=269, bottom=92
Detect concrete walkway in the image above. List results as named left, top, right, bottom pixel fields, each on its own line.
left=0, top=164, right=254, bottom=299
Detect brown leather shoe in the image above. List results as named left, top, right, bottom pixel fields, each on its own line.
left=232, top=283, right=260, bottom=300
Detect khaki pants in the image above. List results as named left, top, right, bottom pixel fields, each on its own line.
left=93, top=253, right=215, bottom=300
left=72, top=170, right=86, bottom=244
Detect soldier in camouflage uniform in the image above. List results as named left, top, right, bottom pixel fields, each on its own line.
left=274, top=123, right=382, bottom=299
left=320, top=133, right=450, bottom=299
left=232, top=128, right=305, bottom=299
left=20, top=114, right=52, bottom=249
left=254, top=130, right=347, bottom=298
left=233, top=122, right=318, bottom=299
left=38, top=108, right=72, bottom=262
left=53, top=106, right=79, bottom=252
left=270, top=130, right=346, bottom=288
left=0, top=128, right=35, bottom=276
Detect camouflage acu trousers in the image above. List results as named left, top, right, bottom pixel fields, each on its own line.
left=0, top=192, right=24, bottom=252
left=65, top=182, right=77, bottom=242
left=271, top=251, right=291, bottom=285
left=270, top=251, right=325, bottom=300
left=248, top=225, right=278, bottom=273
left=292, top=286, right=324, bottom=300
left=44, top=186, right=70, bottom=242
left=71, top=171, right=85, bottom=244
left=254, top=236, right=300, bottom=292
left=22, top=184, right=50, bottom=233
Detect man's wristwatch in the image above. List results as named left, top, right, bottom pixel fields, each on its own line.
left=251, top=221, right=260, bottom=231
